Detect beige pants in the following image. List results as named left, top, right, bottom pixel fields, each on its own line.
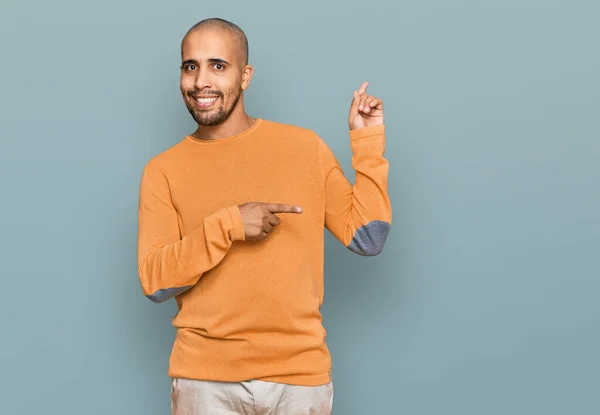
left=171, top=377, right=334, bottom=415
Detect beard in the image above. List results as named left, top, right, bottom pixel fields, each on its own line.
left=185, top=86, right=243, bottom=127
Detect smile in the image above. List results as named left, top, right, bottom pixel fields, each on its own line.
left=194, top=96, right=219, bottom=108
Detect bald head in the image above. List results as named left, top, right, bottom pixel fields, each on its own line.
left=182, top=18, right=249, bottom=66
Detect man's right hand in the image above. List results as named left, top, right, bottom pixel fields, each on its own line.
left=238, top=202, right=303, bottom=241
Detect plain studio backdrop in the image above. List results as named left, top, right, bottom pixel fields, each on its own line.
left=1, top=0, right=598, bottom=414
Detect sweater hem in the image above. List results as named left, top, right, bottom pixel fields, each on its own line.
left=168, top=369, right=332, bottom=387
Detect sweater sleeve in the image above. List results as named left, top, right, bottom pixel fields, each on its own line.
left=320, top=124, right=392, bottom=256
left=137, top=164, right=246, bottom=303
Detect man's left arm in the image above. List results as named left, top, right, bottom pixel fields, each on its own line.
left=321, top=81, right=392, bottom=256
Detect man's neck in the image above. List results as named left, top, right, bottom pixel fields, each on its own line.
left=191, top=113, right=256, bottom=141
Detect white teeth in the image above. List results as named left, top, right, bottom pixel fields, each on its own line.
left=196, top=97, right=217, bottom=103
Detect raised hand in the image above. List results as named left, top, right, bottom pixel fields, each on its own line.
left=238, top=202, right=303, bottom=241
left=348, top=81, right=384, bottom=130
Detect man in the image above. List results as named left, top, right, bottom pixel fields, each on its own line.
left=137, top=17, right=392, bottom=415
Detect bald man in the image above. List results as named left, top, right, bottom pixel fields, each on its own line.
left=137, top=17, right=392, bottom=415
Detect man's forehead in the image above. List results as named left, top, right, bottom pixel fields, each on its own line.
left=181, top=28, right=239, bottom=61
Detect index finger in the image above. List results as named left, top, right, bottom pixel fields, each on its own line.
left=266, top=203, right=303, bottom=213
left=358, top=81, right=369, bottom=94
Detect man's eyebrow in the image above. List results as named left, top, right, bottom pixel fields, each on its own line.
left=181, top=58, right=230, bottom=66
left=208, top=58, right=229, bottom=65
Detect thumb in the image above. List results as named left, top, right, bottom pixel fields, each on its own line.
left=349, top=90, right=360, bottom=118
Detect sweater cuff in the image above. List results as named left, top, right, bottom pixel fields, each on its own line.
left=349, top=124, right=386, bottom=155
left=349, top=124, right=385, bottom=140
left=227, top=205, right=246, bottom=241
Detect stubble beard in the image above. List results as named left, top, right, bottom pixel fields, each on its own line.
left=186, top=86, right=243, bottom=127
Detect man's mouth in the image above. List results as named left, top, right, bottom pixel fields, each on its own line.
left=193, top=96, right=219, bottom=109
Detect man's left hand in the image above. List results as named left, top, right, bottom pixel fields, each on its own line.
left=348, top=81, right=384, bottom=130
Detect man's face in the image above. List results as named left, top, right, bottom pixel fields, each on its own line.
left=180, top=29, right=251, bottom=126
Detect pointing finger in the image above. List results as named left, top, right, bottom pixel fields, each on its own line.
left=358, top=81, right=368, bottom=94
left=266, top=203, right=303, bottom=214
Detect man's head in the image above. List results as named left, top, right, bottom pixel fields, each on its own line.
left=180, top=18, right=252, bottom=127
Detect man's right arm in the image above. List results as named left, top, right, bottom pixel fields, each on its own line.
left=137, top=165, right=246, bottom=303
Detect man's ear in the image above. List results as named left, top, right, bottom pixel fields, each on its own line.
left=241, top=65, right=254, bottom=90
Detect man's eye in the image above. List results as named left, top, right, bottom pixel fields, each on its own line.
left=186, top=65, right=196, bottom=71
left=214, top=64, right=224, bottom=70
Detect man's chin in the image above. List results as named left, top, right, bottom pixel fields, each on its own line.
left=194, top=114, right=227, bottom=127
left=186, top=107, right=223, bottom=126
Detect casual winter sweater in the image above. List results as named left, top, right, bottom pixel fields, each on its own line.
left=137, top=118, right=392, bottom=386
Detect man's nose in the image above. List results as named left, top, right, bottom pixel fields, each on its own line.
left=194, top=70, right=212, bottom=91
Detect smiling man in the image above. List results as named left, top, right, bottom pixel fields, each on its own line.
left=137, top=17, right=392, bottom=415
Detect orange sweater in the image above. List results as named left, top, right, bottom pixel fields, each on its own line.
left=137, top=118, right=392, bottom=386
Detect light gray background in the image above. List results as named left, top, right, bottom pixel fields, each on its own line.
left=1, top=0, right=598, bottom=414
